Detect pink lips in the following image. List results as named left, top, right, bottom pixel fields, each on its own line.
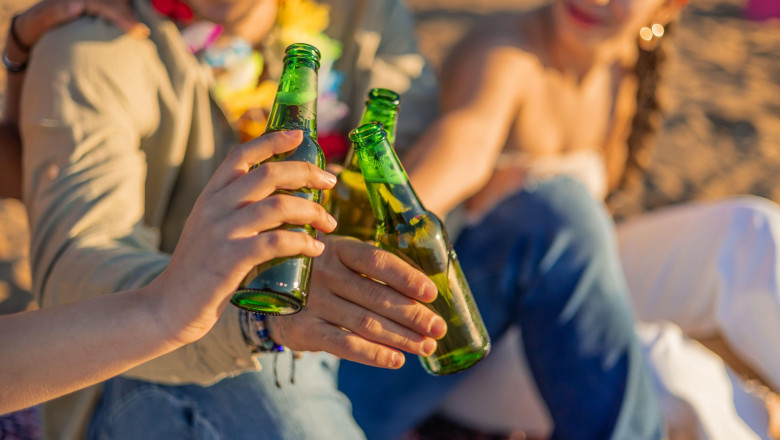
left=565, top=2, right=603, bottom=27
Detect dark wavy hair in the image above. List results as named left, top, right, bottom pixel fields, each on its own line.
left=617, top=23, right=674, bottom=193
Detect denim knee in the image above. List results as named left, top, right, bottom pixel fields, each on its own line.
left=521, top=176, right=620, bottom=270
left=455, top=176, right=662, bottom=439
left=88, top=379, right=221, bottom=440
left=458, top=176, right=626, bottom=310
left=90, top=352, right=365, bottom=440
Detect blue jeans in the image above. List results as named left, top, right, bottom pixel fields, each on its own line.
left=88, top=351, right=365, bottom=440
left=338, top=176, right=663, bottom=440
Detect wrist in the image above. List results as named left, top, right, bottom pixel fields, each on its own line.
left=139, top=281, right=204, bottom=349
left=239, top=310, right=284, bottom=354
left=3, top=16, right=32, bottom=74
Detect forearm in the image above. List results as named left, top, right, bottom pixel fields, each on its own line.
left=0, top=285, right=177, bottom=415
left=403, top=112, right=506, bottom=217
left=4, top=69, right=24, bottom=127
left=0, top=67, right=24, bottom=199
left=0, top=121, right=22, bottom=199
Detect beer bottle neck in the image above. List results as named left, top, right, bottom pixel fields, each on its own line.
left=354, top=133, right=425, bottom=226
left=359, top=106, right=399, bottom=146
left=266, top=57, right=319, bottom=137
left=346, top=104, right=399, bottom=169
left=366, top=179, right=425, bottom=229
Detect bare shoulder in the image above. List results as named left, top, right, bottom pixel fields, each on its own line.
left=440, top=8, right=549, bottom=107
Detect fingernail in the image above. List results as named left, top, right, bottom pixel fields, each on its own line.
left=283, top=130, right=302, bottom=138
left=422, top=339, right=438, bottom=356
left=389, top=352, right=404, bottom=368
left=323, top=172, right=337, bottom=186
left=128, top=23, right=151, bottom=39
left=429, top=317, right=447, bottom=339
left=420, top=282, right=437, bottom=301
left=314, top=240, right=325, bottom=251
left=327, top=214, right=337, bottom=228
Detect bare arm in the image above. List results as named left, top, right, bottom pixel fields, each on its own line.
left=0, top=131, right=338, bottom=414
left=0, top=287, right=185, bottom=415
left=1, top=20, right=27, bottom=198
left=0, top=122, right=22, bottom=198
left=402, top=36, right=534, bottom=217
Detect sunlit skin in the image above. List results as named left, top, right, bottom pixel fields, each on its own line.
left=403, top=0, right=687, bottom=219
left=185, top=0, right=277, bottom=43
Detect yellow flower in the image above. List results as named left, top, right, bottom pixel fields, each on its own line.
left=212, top=0, right=346, bottom=141
left=218, top=79, right=278, bottom=123
left=277, top=0, right=331, bottom=35
left=277, top=0, right=342, bottom=62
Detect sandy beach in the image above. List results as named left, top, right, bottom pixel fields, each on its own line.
left=2, top=0, right=777, bottom=216
left=405, top=0, right=780, bottom=217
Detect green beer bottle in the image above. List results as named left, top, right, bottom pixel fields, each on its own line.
left=330, top=88, right=401, bottom=241
left=231, top=43, right=325, bottom=315
left=351, top=122, right=491, bottom=375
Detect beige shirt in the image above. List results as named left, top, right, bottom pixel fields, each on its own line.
left=20, top=0, right=437, bottom=437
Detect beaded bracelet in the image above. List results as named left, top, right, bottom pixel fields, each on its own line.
left=240, top=309, right=285, bottom=353
left=2, top=16, right=30, bottom=73
left=239, top=309, right=296, bottom=387
left=2, top=52, right=27, bottom=73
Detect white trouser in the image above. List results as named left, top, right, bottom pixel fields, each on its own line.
left=440, top=323, right=771, bottom=440
left=618, top=196, right=780, bottom=391
left=440, top=197, right=780, bottom=439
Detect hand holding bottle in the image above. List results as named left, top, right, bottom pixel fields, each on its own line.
left=265, top=235, right=447, bottom=369
left=149, top=130, right=337, bottom=346
left=0, top=130, right=338, bottom=414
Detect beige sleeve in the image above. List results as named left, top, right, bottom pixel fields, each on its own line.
left=21, top=18, right=259, bottom=385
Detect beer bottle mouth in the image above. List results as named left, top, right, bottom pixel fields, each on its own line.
left=367, top=88, right=401, bottom=107
left=350, top=122, right=407, bottom=185
left=284, top=43, right=321, bottom=69
left=349, top=121, right=386, bottom=146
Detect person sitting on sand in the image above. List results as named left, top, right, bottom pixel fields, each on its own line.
left=339, top=0, right=780, bottom=438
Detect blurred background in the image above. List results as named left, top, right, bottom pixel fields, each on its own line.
left=405, top=0, right=780, bottom=218
left=0, top=0, right=778, bottom=325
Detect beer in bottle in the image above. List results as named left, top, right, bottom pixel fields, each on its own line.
left=351, top=122, right=491, bottom=375
left=330, top=88, right=401, bottom=241
left=231, top=43, right=325, bottom=315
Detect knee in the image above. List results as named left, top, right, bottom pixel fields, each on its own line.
left=700, top=197, right=780, bottom=259
left=89, top=382, right=219, bottom=440
left=716, top=196, right=780, bottom=231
